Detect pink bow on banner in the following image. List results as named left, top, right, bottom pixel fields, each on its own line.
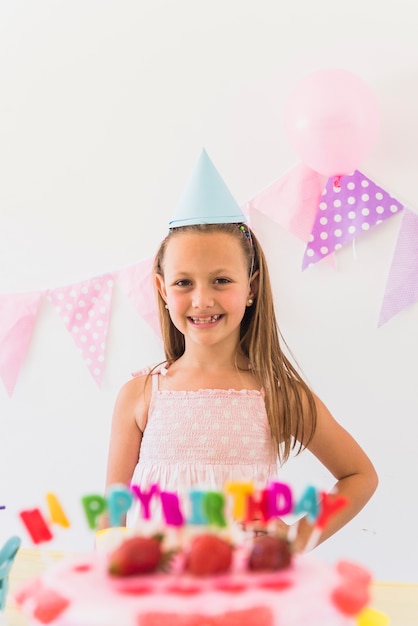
left=302, top=170, right=404, bottom=270
left=46, top=275, right=115, bottom=387
left=378, top=208, right=418, bottom=326
left=0, top=292, right=41, bottom=396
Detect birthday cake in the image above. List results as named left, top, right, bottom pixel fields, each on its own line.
left=15, top=534, right=377, bottom=626
left=14, top=481, right=386, bottom=626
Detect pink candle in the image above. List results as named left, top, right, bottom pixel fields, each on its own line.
left=130, top=484, right=159, bottom=520
left=267, top=482, right=293, bottom=517
left=160, top=491, right=184, bottom=527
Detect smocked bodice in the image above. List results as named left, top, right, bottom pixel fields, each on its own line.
left=126, top=370, right=279, bottom=527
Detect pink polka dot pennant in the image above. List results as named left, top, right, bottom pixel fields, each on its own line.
left=302, top=170, right=404, bottom=270
left=46, top=274, right=115, bottom=386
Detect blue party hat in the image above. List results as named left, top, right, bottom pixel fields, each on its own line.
left=169, top=149, right=246, bottom=227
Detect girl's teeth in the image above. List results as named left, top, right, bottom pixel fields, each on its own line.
left=192, top=315, right=220, bottom=324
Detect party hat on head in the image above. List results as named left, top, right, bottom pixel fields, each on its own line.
left=169, top=148, right=246, bottom=227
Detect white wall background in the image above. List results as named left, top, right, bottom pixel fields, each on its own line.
left=0, top=0, right=417, bottom=583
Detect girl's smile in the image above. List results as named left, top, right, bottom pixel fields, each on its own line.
left=188, top=314, right=223, bottom=326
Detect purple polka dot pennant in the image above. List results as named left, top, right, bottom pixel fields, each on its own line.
left=302, top=170, right=404, bottom=270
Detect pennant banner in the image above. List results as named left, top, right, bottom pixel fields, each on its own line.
left=0, top=165, right=416, bottom=397
left=0, top=292, right=41, bottom=396
left=378, top=208, right=418, bottom=326
left=117, top=257, right=160, bottom=337
left=46, top=274, right=115, bottom=387
left=302, top=170, right=404, bottom=270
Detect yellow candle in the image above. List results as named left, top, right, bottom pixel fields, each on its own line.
left=46, top=492, right=70, bottom=528
left=224, top=481, right=254, bottom=521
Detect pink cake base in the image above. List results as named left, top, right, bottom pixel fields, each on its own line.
left=15, top=552, right=367, bottom=626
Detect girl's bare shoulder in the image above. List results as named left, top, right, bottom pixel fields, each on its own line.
left=119, top=370, right=149, bottom=398
left=113, top=367, right=154, bottom=430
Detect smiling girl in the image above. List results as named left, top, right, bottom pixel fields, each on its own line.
left=104, top=152, right=377, bottom=550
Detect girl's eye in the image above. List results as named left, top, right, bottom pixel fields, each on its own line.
left=175, top=279, right=192, bottom=287
left=215, top=278, right=231, bottom=285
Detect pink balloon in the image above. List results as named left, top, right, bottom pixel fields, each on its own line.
left=284, top=69, right=380, bottom=177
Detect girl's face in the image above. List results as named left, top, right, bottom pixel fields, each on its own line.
left=156, top=231, right=256, bottom=350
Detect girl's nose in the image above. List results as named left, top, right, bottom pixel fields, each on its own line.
left=192, top=286, right=214, bottom=309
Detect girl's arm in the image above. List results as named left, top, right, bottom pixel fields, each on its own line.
left=99, top=375, right=150, bottom=528
left=293, top=393, right=378, bottom=551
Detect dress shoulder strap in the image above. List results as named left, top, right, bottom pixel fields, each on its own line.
left=131, top=363, right=168, bottom=391
left=131, top=366, right=151, bottom=378
left=151, top=372, right=159, bottom=392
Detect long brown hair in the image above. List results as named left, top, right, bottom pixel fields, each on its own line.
left=154, top=223, right=317, bottom=462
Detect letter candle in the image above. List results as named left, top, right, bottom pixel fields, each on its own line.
left=19, top=509, right=53, bottom=544
left=303, top=492, right=349, bottom=552
left=46, top=492, right=70, bottom=528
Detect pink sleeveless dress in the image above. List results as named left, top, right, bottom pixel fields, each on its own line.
left=127, top=367, right=279, bottom=527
